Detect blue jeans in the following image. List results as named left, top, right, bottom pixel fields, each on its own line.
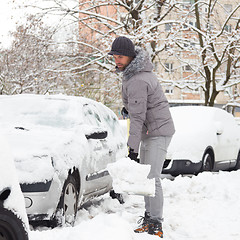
left=140, top=136, right=172, bottom=222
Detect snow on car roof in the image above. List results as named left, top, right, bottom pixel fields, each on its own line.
left=0, top=94, right=93, bottom=128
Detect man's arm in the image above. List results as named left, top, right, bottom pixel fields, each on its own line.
left=127, top=78, right=148, bottom=153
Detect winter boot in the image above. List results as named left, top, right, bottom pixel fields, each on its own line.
left=134, top=212, right=150, bottom=233
left=148, top=219, right=163, bottom=238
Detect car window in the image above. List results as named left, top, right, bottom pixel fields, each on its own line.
left=214, top=109, right=238, bottom=130
left=0, top=97, right=80, bottom=129
left=82, top=104, right=103, bottom=127
left=102, top=112, right=118, bottom=135
left=96, top=103, right=122, bottom=137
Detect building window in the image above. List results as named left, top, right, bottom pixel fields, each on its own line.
left=165, top=86, right=173, bottom=95
left=165, top=23, right=173, bottom=31
left=205, top=23, right=214, bottom=31
left=224, top=25, right=232, bottom=32
left=189, top=21, right=197, bottom=28
left=183, top=0, right=195, bottom=4
left=224, top=87, right=231, bottom=96
left=182, top=64, right=192, bottom=71
left=165, top=63, right=173, bottom=72
left=182, top=0, right=195, bottom=9
left=183, top=87, right=199, bottom=94
left=224, top=4, right=232, bottom=13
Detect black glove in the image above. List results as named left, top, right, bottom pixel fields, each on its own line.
left=121, top=107, right=129, bottom=118
left=128, top=148, right=140, bottom=163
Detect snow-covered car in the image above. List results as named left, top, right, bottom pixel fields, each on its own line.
left=0, top=134, right=29, bottom=240
left=163, top=106, right=240, bottom=176
left=0, top=94, right=127, bottom=226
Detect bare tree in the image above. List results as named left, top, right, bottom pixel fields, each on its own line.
left=23, top=0, right=176, bottom=111
left=0, top=15, right=60, bottom=95
left=160, top=0, right=240, bottom=106
left=16, top=0, right=240, bottom=110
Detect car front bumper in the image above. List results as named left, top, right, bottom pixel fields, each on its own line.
left=20, top=178, right=62, bottom=221
left=162, top=159, right=202, bottom=176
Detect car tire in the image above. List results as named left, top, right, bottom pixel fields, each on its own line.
left=201, top=152, right=213, bottom=172
left=54, top=174, right=79, bottom=227
left=233, top=151, right=240, bottom=170
left=0, top=207, right=28, bottom=240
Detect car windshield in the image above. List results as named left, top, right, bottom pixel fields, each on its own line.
left=0, top=96, right=81, bottom=129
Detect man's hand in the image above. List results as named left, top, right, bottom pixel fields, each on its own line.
left=128, top=148, right=140, bottom=163
left=121, top=107, right=128, bottom=116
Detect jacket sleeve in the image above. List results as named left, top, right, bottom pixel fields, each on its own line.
left=122, top=85, right=128, bottom=109
left=127, top=78, right=148, bottom=153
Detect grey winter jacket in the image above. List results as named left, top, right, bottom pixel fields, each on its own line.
left=121, top=47, right=175, bottom=153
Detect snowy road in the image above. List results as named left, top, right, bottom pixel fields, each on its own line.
left=29, top=170, right=240, bottom=240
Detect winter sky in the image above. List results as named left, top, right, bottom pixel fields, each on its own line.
left=0, top=0, right=31, bottom=48
left=0, top=1, right=15, bottom=48
left=0, top=0, right=77, bottom=48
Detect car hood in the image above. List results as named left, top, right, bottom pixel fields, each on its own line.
left=3, top=125, right=85, bottom=184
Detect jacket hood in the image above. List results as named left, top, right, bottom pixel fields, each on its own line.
left=122, top=47, right=153, bottom=81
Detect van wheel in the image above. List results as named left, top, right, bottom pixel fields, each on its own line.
left=0, top=207, right=28, bottom=240
left=54, top=175, right=78, bottom=227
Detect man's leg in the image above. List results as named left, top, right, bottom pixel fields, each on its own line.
left=140, top=140, right=150, bottom=214
left=134, top=140, right=150, bottom=233
left=146, top=136, right=172, bottom=221
left=142, top=136, right=172, bottom=238
left=136, top=137, right=171, bottom=235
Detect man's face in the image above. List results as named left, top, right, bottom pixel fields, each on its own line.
left=113, top=55, right=133, bottom=71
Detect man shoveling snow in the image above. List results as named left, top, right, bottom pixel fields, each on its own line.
left=108, top=36, right=175, bottom=238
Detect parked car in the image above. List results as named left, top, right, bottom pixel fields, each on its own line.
left=0, top=94, right=127, bottom=226
left=162, top=106, right=240, bottom=176
left=0, top=134, right=29, bottom=240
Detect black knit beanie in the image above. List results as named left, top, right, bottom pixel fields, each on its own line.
left=108, top=36, right=136, bottom=57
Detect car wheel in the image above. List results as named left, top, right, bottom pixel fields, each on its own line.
left=233, top=151, right=240, bottom=170
left=0, top=208, right=28, bottom=240
left=54, top=174, right=78, bottom=226
left=201, top=152, right=213, bottom=172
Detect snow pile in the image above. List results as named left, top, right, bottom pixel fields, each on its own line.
left=30, top=214, right=135, bottom=240
left=163, top=171, right=240, bottom=239
left=107, top=158, right=155, bottom=196
left=29, top=170, right=240, bottom=240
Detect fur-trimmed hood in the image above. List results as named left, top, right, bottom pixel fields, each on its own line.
left=121, top=47, right=153, bottom=81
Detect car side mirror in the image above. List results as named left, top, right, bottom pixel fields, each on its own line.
left=85, top=130, right=108, bottom=140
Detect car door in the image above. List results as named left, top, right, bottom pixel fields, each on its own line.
left=82, top=103, right=112, bottom=194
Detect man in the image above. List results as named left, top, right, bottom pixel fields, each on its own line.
left=109, top=36, right=175, bottom=238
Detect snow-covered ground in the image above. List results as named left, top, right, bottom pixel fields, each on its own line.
left=30, top=170, right=240, bottom=240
